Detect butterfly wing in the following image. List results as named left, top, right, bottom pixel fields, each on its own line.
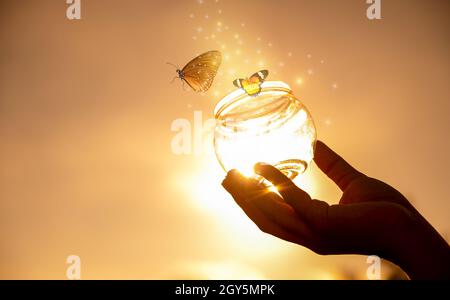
left=233, top=78, right=244, bottom=88
left=182, top=50, right=222, bottom=92
left=242, top=70, right=268, bottom=95
left=248, top=70, right=269, bottom=83
left=182, top=77, right=204, bottom=92
left=233, top=77, right=261, bottom=95
left=243, top=82, right=262, bottom=95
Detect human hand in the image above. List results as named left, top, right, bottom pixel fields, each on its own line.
left=222, top=141, right=450, bottom=279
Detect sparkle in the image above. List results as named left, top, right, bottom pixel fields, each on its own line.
left=307, top=69, right=313, bottom=75
left=258, top=60, right=265, bottom=67
left=211, top=34, right=216, bottom=39
left=204, top=14, right=209, bottom=19
left=221, top=44, right=226, bottom=49
left=256, top=37, right=261, bottom=41
left=241, top=23, right=246, bottom=27
left=189, top=13, right=195, bottom=19
left=332, top=83, right=338, bottom=89
left=279, top=61, right=285, bottom=67
left=324, top=119, right=332, bottom=126
left=218, top=9, right=222, bottom=14
left=288, top=52, right=293, bottom=57
left=256, top=49, right=262, bottom=54
left=307, top=54, right=312, bottom=59
left=268, top=42, right=273, bottom=47
left=197, top=26, right=203, bottom=33
left=235, top=49, right=241, bottom=55
left=237, top=40, right=243, bottom=45
left=198, top=0, right=204, bottom=4
left=296, top=78, right=303, bottom=85
left=217, top=21, right=222, bottom=27
left=234, top=34, right=239, bottom=39
left=192, top=36, right=197, bottom=40
left=320, top=60, right=325, bottom=64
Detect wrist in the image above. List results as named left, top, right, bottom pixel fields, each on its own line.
left=387, top=212, right=450, bottom=279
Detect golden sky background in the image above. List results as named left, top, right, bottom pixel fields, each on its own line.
left=0, top=0, right=449, bottom=279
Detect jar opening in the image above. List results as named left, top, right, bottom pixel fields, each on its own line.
left=214, top=81, right=292, bottom=120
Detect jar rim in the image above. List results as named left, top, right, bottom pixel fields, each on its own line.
left=214, top=81, right=292, bottom=119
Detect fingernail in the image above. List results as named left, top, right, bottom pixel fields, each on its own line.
left=254, top=162, right=269, bottom=173
left=222, top=179, right=230, bottom=190
left=223, top=169, right=235, bottom=181
left=227, top=169, right=237, bottom=176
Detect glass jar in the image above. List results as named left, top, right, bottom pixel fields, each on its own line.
left=213, top=81, right=317, bottom=180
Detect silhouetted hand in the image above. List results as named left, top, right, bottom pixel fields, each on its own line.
left=222, top=140, right=450, bottom=279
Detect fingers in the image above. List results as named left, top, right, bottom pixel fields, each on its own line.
left=314, top=140, right=364, bottom=191
left=222, top=170, right=252, bottom=199
left=251, top=190, right=312, bottom=237
left=254, top=163, right=312, bottom=215
left=253, top=162, right=331, bottom=234
left=253, top=163, right=302, bottom=197
left=222, top=170, right=312, bottom=245
left=222, top=172, right=289, bottom=239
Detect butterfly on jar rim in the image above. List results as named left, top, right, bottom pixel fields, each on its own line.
left=167, top=50, right=222, bottom=92
left=233, top=70, right=269, bottom=96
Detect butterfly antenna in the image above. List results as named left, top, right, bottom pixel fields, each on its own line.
left=166, top=62, right=179, bottom=69
left=170, top=76, right=178, bottom=84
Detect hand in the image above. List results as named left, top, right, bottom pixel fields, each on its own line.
left=222, top=140, right=450, bottom=279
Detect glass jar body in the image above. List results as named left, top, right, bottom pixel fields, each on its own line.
left=214, top=82, right=316, bottom=180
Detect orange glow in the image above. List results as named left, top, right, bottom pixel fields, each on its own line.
left=0, top=0, right=448, bottom=279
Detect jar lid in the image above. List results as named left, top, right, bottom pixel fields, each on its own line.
left=214, top=81, right=292, bottom=119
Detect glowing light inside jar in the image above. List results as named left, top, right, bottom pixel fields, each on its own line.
left=214, top=81, right=316, bottom=180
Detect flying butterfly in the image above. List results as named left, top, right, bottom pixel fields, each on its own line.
left=233, top=70, right=269, bottom=96
left=168, top=50, right=222, bottom=92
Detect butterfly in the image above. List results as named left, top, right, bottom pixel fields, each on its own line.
left=233, top=70, right=269, bottom=96
left=168, top=50, right=222, bottom=92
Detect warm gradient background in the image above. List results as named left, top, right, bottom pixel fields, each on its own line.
left=0, top=0, right=449, bottom=279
